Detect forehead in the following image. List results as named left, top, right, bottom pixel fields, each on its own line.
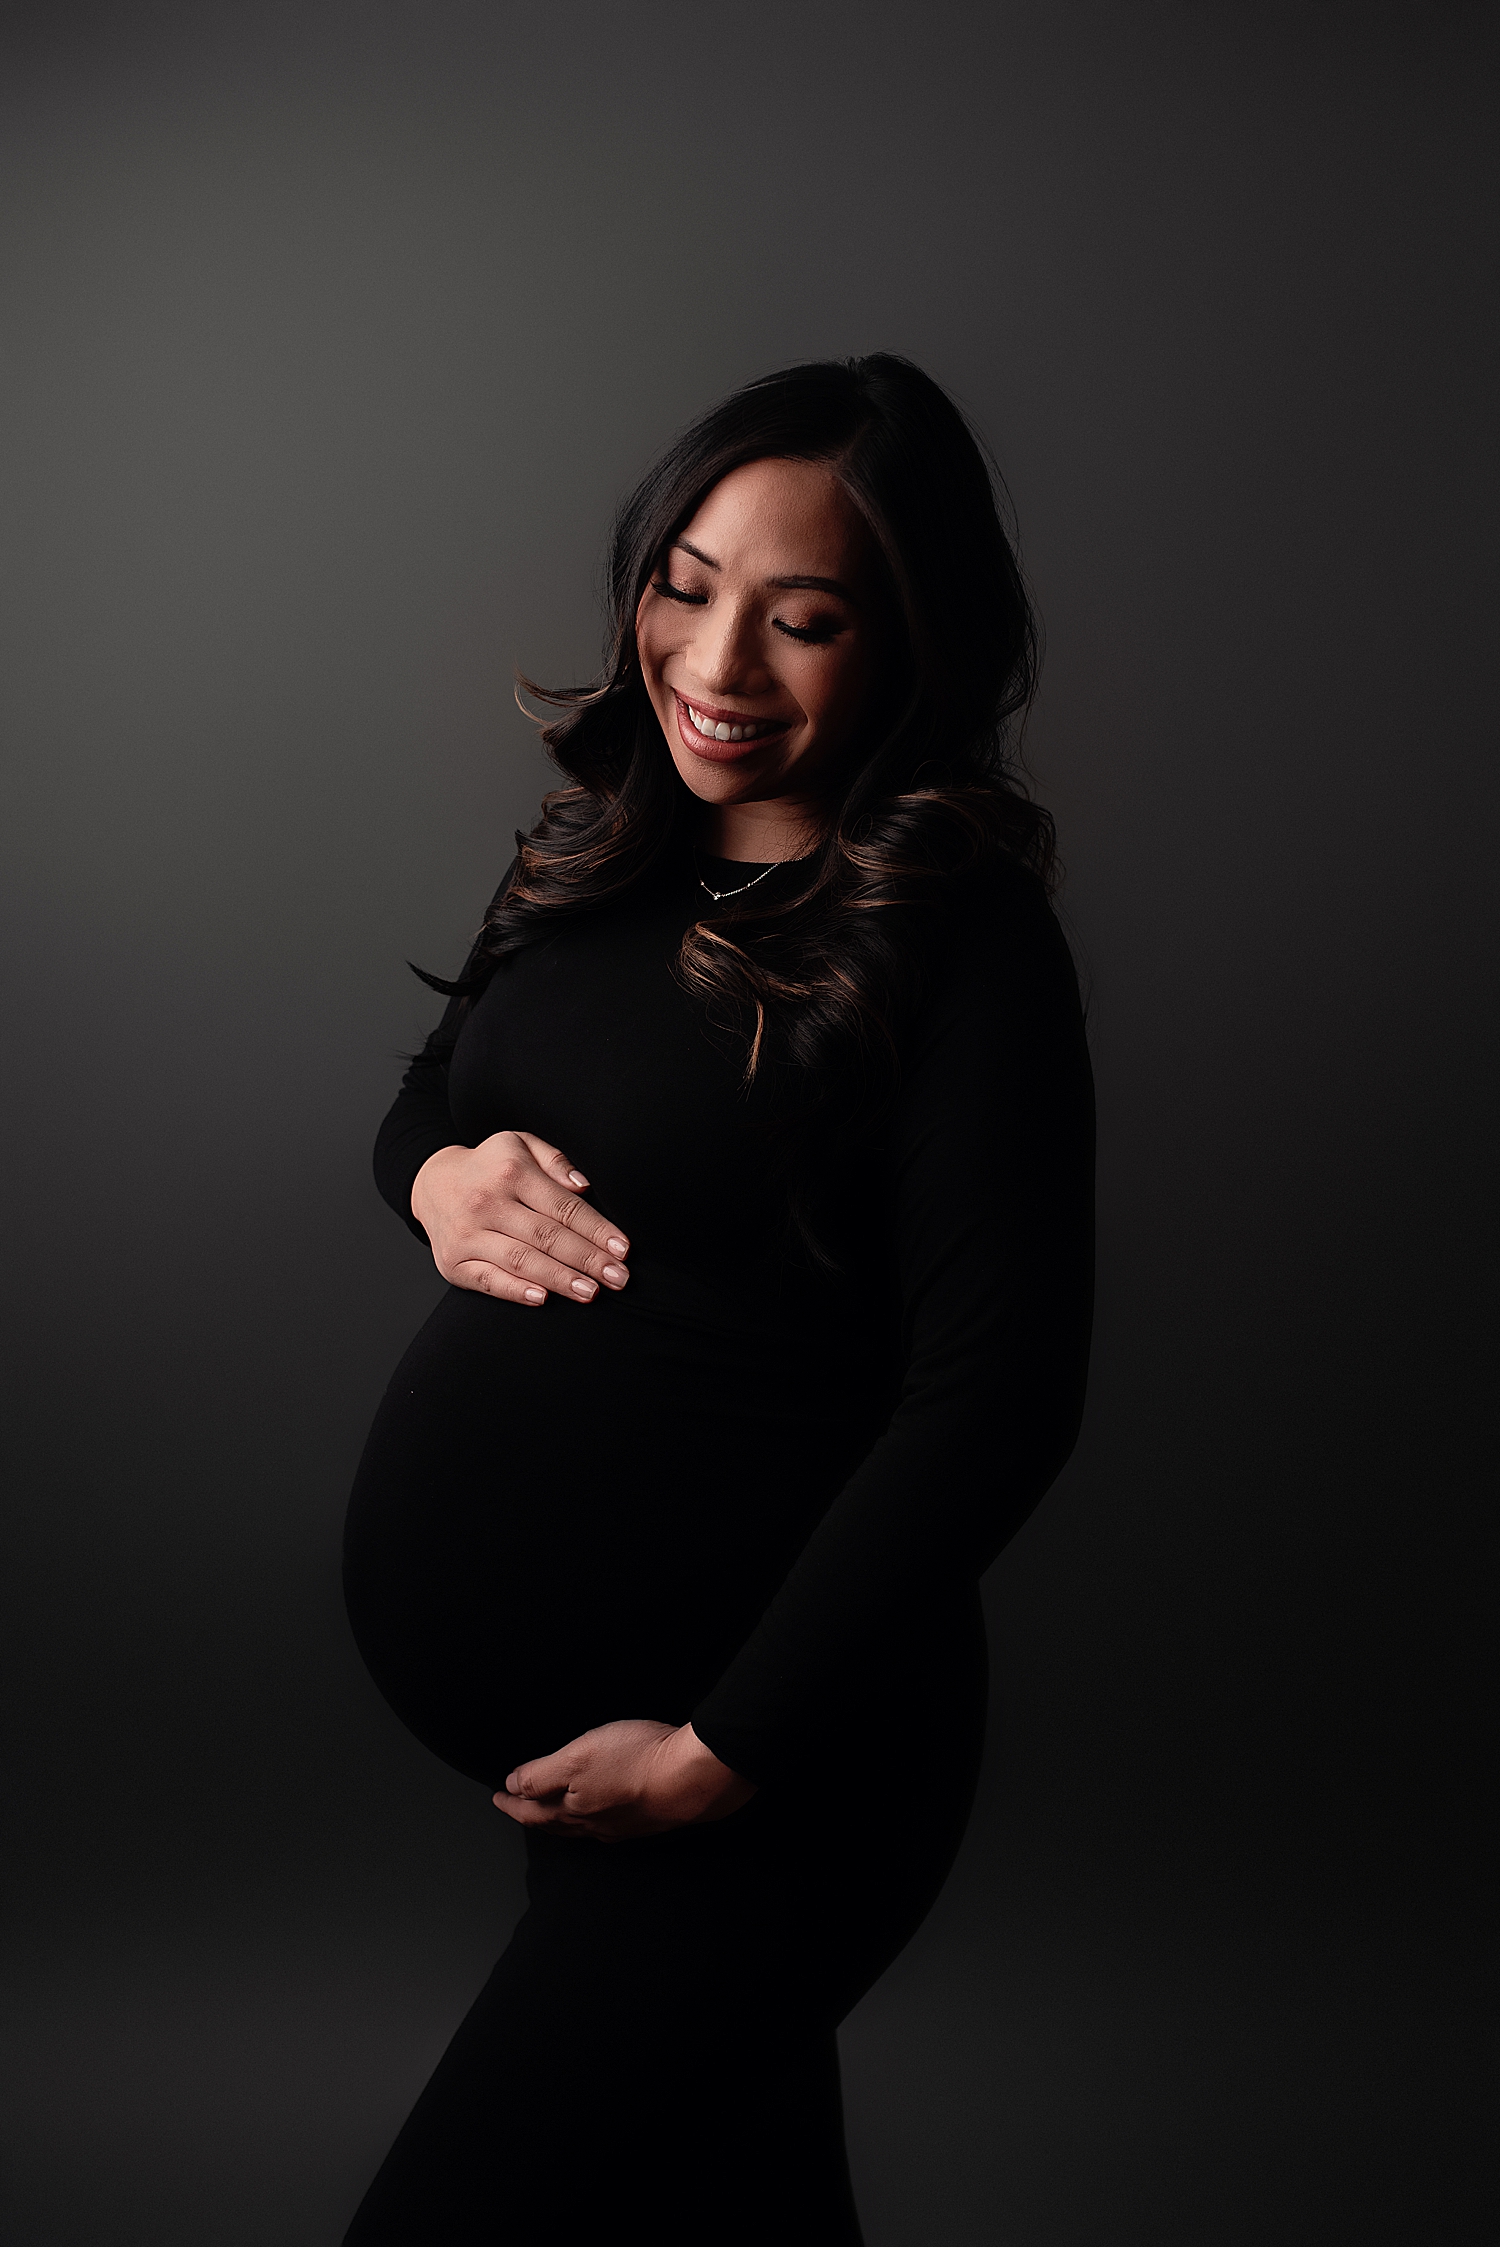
left=681, top=457, right=871, bottom=579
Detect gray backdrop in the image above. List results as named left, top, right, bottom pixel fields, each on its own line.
left=3, top=4, right=1493, bottom=2241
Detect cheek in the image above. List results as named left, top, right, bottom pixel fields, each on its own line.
left=805, top=646, right=872, bottom=733
left=637, top=613, right=688, bottom=700
left=636, top=592, right=669, bottom=650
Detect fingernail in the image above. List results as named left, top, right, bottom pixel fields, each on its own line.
left=523, top=1286, right=545, bottom=1304
left=607, top=1237, right=628, bottom=1256
left=602, top=1264, right=627, bottom=1286
left=568, top=1170, right=588, bottom=1187
left=570, top=1277, right=597, bottom=1299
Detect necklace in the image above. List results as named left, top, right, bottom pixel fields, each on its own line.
left=694, top=853, right=787, bottom=902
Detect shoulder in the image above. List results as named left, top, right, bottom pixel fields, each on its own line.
left=884, top=856, right=1093, bottom=1160
left=931, top=854, right=1082, bottom=1026
left=883, top=855, right=1091, bottom=1130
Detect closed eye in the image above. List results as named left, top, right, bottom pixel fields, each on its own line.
left=652, top=579, right=708, bottom=606
left=774, top=617, right=843, bottom=645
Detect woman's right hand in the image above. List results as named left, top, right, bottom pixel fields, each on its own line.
left=410, top=1131, right=630, bottom=1307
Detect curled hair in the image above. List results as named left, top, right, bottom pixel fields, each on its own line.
left=421, top=353, right=1053, bottom=1112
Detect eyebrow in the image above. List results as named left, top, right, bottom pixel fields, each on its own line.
left=673, top=539, right=858, bottom=604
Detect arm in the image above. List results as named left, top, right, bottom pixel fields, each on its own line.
left=372, top=861, right=634, bottom=1302
left=373, top=986, right=471, bottom=1243
left=371, top=864, right=515, bottom=1242
left=688, top=876, right=1095, bottom=1787
left=495, top=872, right=1094, bottom=1834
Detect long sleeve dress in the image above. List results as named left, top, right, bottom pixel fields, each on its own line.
left=341, top=841, right=1094, bottom=2247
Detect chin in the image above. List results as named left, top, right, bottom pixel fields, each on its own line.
left=670, top=755, right=751, bottom=803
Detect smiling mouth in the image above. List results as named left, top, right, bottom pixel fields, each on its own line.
left=673, top=692, right=793, bottom=759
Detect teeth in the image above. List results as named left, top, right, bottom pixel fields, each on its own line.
left=688, top=705, right=775, bottom=742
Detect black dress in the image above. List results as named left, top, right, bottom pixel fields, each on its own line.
left=341, top=846, right=1094, bottom=2244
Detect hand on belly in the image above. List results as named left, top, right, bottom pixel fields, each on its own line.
left=493, top=1719, right=755, bottom=1840
left=412, top=1128, right=632, bottom=1307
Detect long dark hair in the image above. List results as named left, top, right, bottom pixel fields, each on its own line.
left=422, top=352, right=1052, bottom=1104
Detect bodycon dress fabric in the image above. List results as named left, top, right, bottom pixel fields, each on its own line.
left=341, top=845, right=1095, bottom=2244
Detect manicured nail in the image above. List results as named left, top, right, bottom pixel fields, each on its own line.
left=568, top=1170, right=588, bottom=1188
left=607, top=1237, right=628, bottom=1256
left=602, top=1264, right=627, bottom=1286
left=523, top=1286, right=545, bottom=1303
left=570, top=1277, right=596, bottom=1299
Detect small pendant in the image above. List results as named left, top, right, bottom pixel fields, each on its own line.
left=696, top=858, right=783, bottom=903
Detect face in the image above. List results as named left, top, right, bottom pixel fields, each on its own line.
left=634, top=456, right=883, bottom=843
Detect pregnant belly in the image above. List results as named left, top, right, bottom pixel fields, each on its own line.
left=343, top=1282, right=887, bottom=1789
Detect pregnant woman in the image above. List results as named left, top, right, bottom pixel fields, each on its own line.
left=342, top=353, right=1094, bottom=2243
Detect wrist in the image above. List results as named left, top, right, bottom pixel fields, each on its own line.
left=411, top=1143, right=463, bottom=1223
left=673, top=1721, right=726, bottom=1776
left=664, top=1724, right=751, bottom=1815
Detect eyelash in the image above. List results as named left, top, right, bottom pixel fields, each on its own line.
left=651, top=579, right=839, bottom=646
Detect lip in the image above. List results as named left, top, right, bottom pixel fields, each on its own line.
left=672, top=691, right=795, bottom=763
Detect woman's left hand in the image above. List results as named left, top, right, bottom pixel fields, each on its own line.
left=493, top=1720, right=756, bottom=1841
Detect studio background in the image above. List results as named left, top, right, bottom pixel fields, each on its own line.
left=2, top=5, right=1493, bottom=2241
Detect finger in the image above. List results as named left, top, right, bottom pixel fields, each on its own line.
left=504, top=1166, right=630, bottom=1263
left=494, top=1800, right=601, bottom=1840
left=504, top=1210, right=630, bottom=1288
left=467, top=1239, right=612, bottom=1304
left=450, top=1260, right=548, bottom=1307
left=468, top=1140, right=628, bottom=1260
left=492, top=1791, right=563, bottom=1828
left=513, top=1131, right=591, bottom=1193
left=505, top=1747, right=578, bottom=1799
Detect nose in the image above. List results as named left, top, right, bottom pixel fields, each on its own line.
left=688, top=594, right=769, bottom=698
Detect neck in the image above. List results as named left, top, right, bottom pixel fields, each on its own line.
left=697, top=797, right=822, bottom=862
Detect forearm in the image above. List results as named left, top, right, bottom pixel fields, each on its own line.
left=373, top=861, right=516, bottom=1238
left=690, top=1369, right=1084, bottom=1784
left=694, top=882, right=1097, bottom=1787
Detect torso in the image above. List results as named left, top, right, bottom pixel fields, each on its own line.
left=342, top=856, right=901, bottom=1786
